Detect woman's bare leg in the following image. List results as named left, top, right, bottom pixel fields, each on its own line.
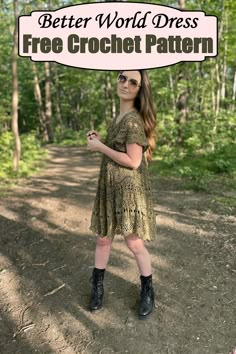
left=94, top=236, right=112, bottom=269
left=124, top=233, right=152, bottom=276
left=125, top=233, right=155, bottom=318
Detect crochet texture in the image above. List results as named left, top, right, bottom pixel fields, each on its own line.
left=89, top=110, right=156, bottom=241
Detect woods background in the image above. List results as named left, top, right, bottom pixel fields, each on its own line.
left=0, top=0, right=235, bottom=193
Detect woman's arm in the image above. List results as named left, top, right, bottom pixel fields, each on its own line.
left=101, top=143, right=142, bottom=169
left=87, top=136, right=142, bottom=169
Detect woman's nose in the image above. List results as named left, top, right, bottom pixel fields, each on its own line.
left=122, top=80, right=129, bottom=88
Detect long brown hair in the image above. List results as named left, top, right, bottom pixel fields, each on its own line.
left=120, top=70, right=157, bottom=163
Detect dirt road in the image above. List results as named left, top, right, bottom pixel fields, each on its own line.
left=0, top=146, right=235, bottom=354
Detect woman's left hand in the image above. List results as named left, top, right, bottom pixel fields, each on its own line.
left=87, top=135, right=104, bottom=152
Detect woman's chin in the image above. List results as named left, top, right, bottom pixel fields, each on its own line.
left=118, top=92, right=132, bottom=100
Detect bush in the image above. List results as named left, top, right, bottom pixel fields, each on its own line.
left=0, top=131, right=47, bottom=179
left=212, top=159, right=231, bottom=173
left=54, top=128, right=87, bottom=146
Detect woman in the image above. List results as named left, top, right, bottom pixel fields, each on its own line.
left=87, top=70, right=157, bottom=320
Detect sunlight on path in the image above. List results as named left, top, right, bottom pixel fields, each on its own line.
left=0, top=146, right=235, bottom=354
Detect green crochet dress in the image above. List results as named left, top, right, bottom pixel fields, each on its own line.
left=89, top=110, right=156, bottom=242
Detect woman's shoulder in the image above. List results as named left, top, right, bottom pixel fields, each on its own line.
left=125, top=110, right=143, bottom=123
left=124, top=110, right=144, bottom=130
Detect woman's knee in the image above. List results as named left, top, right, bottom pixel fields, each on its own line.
left=125, top=233, right=144, bottom=254
left=96, top=235, right=112, bottom=247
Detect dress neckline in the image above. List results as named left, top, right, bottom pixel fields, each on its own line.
left=114, top=109, right=137, bottom=126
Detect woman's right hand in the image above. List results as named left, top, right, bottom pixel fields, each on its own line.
left=86, top=130, right=102, bottom=141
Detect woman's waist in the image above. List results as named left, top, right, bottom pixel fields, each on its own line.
left=103, top=156, right=147, bottom=173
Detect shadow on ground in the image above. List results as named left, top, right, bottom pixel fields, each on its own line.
left=0, top=146, right=235, bottom=354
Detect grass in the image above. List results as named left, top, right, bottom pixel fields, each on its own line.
left=0, top=132, right=48, bottom=196
left=149, top=144, right=236, bottom=194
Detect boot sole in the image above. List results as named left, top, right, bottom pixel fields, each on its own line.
left=138, top=311, right=153, bottom=320
left=89, top=304, right=103, bottom=312
left=138, top=303, right=156, bottom=320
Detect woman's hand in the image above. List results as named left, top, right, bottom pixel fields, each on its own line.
left=87, top=135, right=104, bottom=152
left=86, top=130, right=102, bottom=141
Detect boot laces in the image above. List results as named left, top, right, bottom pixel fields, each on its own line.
left=90, top=275, right=103, bottom=296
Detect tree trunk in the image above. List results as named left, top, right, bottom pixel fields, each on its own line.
left=178, top=0, right=185, bottom=9
left=176, top=87, right=188, bottom=145
left=209, top=58, right=216, bottom=116
left=32, top=62, right=48, bottom=141
left=210, top=59, right=221, bottom=151
left=221, top=7, right=228, bottom=103
left=11, top=0, right=21, bottom=172
left=197, top=62, right=205, bottom=113
left=175, top=0, right=188, bottom=146
left=45, top=61, right=54, bottom=142
left=72, top=101, right=80, bottom=130
left=53, top=63, right=63, bottom=132
left=231, top=70, right=236, bottom=112
left=168, top=67, right=176, bottom=112
left=104, top=74, right=112, bottom=124
left=211, top=1, right=225, bottom=149
left=215, top=60, right=221, bottom=117
left=105, top=73, right=116, bottom=120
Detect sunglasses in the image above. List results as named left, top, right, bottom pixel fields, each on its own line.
left=117, top=74, right=141, bottom=89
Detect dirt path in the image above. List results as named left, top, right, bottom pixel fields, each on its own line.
left=0, top=146, right=235, bottom=354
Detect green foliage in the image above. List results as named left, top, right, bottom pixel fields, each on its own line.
left=212, top=159, right=231, bottom=173
left=0, top=132, right=47, bottom=179
left=205, top=144, right=236, bottom=174
left=150, top=143, right=236, bottom=192
left=0, top=131, right=14, bottom=165
left=97, top=119, right=110, bottom=141
left=0, top=0, right=235, bottom=195
left=54, top=127, right=87, bottom=146
left=184, top=136, right=202, bottom=151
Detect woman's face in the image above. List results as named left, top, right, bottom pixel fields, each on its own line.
left=117, top=70, right=141, bottom=101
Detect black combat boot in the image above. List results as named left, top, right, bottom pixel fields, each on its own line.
left=139, top=274, right=155, bottom=320
left=89, top=268, right=105, bottom=311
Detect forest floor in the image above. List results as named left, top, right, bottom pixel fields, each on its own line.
left=0, top=146, right=235, bottom=354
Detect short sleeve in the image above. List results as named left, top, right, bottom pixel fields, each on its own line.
left=125, top=114, right=149, bottom=152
